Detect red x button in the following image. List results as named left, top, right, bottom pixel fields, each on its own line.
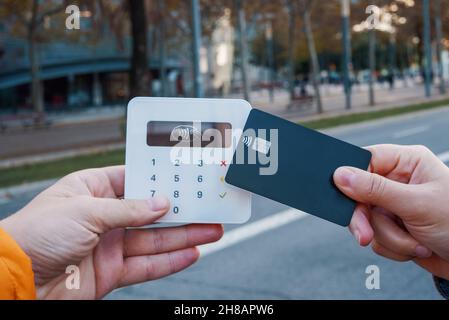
left=220, top=160, right=227, bottom=167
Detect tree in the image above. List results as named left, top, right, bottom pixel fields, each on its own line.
left=235, top=0, right=251, bottom=102
left=299, top=0, right=322, bottom=113
left=286, top=0, right=297, bottom=102
left=434, top=0, right=445, bottom=94
left=0, top=0, right=70, bottom=114
left=129, top=0, right=150, bottom=98
left=157, top=0, right=167, bottom=96
left=98, top=0, right=129, bottom=51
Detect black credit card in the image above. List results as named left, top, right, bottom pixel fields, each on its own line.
left=225, top=109, right=372, bottom=226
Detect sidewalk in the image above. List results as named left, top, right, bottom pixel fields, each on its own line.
left=1, top=82, right=448, bottom=169
left=244, top=81, right=449, bottom=122
left=43, top=105, right=125, bottom=126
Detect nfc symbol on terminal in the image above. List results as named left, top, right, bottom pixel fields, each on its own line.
left=171, top=125, right=201, bottom=141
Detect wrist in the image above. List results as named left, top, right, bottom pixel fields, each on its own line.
left=0, top=217, right=13, bottom=240
left=0, top=223, right=36, bottom=299
left=0, top=214, right=28, bottom=258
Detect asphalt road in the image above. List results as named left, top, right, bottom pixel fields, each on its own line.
left=0, top=119, right=122, bottom=159
left=1, top=106, right=449, bottom=299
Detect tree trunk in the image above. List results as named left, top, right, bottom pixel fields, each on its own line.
left=190, top=0, right=203, bottom=98
left=158, top=0, right=167, bottom=96
left=28, top=0, right=44, bottom=114
left=287, top=1, right=296, bottom=102
left=302, top=7, right=322, bottom=113
left=368, top=29, right=376, bottom=106
left=129, top=0, right=150, bottom=98
left=236, top=0, right=251, bottom=102
left=434, top=0, right=445, bottom=94
left=266, top=20, right=275, bottom=103
left=388, top=33, right=396, bottom=90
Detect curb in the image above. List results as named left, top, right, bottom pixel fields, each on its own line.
left=321, top=104, right=449, bottom=135
left=0, top=179, right=57, bottom=204
left=0, top=142, right=125, bottom=169
left=288, top=95, right=449, bottom=123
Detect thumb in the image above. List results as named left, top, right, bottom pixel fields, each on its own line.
left=84, top=196, right=170, bottom=233
left=333, top=166, right=417, bottom=217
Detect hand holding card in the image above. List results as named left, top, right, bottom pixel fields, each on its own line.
left=225, top=109, right=372, bottom=226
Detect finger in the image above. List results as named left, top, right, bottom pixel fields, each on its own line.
left=365, top=144, right=409, bottom=177
left=414, top=255, right=449, bottom=281
left=348, top=204, right=373, bottom=247
left=366, top=144, right=446, bottom=182
left=371, top=239, right=413, bottom=262
left=333, top=166, right=420, bottom=217
left=118, top=247, right=200, bottom=287
left=85, top=196, right=170, bottom=233
left=75, top=166, right=126, bottom=198
left=370, top=209, right=432, bottom=259
left=123, top=224, right=224, bottom=257
left=100, top=166, right=127, bottom=197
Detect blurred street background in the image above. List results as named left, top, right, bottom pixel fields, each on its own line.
left=1, top=0, right=449, bottom=299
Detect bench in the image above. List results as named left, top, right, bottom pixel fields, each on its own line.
left=287, top=95, right=314, bottom=110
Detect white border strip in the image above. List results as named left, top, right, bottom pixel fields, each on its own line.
left=438, top=151, right=449, bottom=163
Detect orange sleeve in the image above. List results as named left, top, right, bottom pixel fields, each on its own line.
left=0, top=227, right=36, bottom=300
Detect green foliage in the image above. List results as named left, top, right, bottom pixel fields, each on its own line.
left=250, top=33, right=287, bottom=71
left=0, top=0, right=97, bottom=43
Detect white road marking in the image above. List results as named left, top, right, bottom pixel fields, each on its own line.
left=438, top=150, right=449, bottom=163
left=199, top=150, right=449, bottom=258
left=393, top=126, right=430, bottom=139
left=199, top=208, right=308, bottom=257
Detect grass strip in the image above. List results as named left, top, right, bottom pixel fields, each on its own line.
left=1, top=98, right=449, bottom=189
left=0, top=149, right=125, bottom=188
left=300, top=98, right=449, bottom=129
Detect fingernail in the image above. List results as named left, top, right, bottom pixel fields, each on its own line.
left=185, top=247, right=199, bottom=260
left=334, top=167, right=355, bottom=188
left=415, top=245, right=432, bottom=258
left=353, top=229, right=361, bottom=245
left=205, top=225, right=224, bottom=239
left=148, top=196, right=169, bottom=211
